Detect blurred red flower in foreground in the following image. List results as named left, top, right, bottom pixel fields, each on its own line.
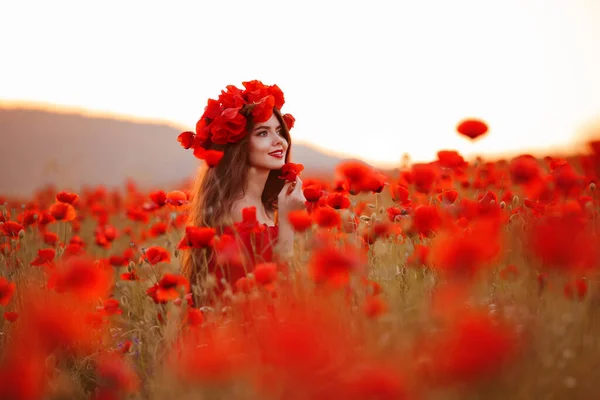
left=429, top=219, right=502, bottom=279
left=0, top=277, right=16, bottom=306
left=308, top=243, right=366, bottom=287
left=527, top=213, right=598, bottom=272
left=48, top=256, right=113, bottom=301
left=415, top=311, right=519, bottom=386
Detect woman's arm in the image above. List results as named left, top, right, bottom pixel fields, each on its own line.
left=275, top=176, right=306, bottom=259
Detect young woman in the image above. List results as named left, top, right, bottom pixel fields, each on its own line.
left=180, top=80, right=306, bottom=296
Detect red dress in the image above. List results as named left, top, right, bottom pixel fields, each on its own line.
left=207, top=223, right=279, bottom=294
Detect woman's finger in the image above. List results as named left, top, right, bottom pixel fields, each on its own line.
left=280, top=181, right=293, bottom=195
left=287, top=181, right=296, bottom=195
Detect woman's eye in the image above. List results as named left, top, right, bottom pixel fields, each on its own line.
left=257, top=131, right=267, bottom=136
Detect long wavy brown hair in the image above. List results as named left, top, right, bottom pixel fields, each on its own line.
left=181, top=107, right=292, bottom=284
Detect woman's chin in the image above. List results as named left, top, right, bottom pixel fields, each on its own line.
left=267, top=160, right=285, bottom=170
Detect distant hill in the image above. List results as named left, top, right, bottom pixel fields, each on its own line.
left=0, top=107, right=352, bottom=197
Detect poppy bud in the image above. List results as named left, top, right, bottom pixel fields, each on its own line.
left=512, top=195, right=520, bottom=206
left=128, top=261, right=136, bottom=270
left=18, top=230, right=25, bottom=239
left=589, top=182, right=596, bottom=192
left=173, top=249, right=179, bottom=258
left=500, top=201, right=506, bottom=209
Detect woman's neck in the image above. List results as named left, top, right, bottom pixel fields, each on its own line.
left=242, top=166, right=270, bottom=205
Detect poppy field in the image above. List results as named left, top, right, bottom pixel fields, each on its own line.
left=2, top=125, right=600, bottom=399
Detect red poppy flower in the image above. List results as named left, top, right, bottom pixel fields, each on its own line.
left=429, top=220, right=502, bottom=279
left=178, top=131, right=195, bottom=149
left=308, top=244, right=366, bottom=287
left=49, top=256, right=113, bottom=301
left=143, top=246, right=171, bottom=265
left=287, top=210, right=313, bottom=232
left=411, top=205, right=442, bottom=237
left=194, top=147, right=225, bottom=167
left=253, top=262, right=278, bottom=286
left=30, top=248, right=56, bottom=266
left=210, top=108, right=247, bottom=144
left=0, top=221, right=24, bottom=238
left=101, top=298, right=122, bottom=316
left=184, top=308, right=204, bottom=327
left=416, top=311, right=518, bottom=385
left=407, top=244, right=430, bottom=266
left=283, top=113, right=295, bottom=130
left=410, top=163, right=438, bottom=194
left=456, top=118, right=489, bottom=140
left=0, top=277, right=16, bottom=306
left=155, top=273, right=191, bottom=301
left=149, top=221, right=168, bottom=237
left=177, top=226, right=216, bottom=249
left=49, top=202, right=77, bottom=221
left=509, top=155, right=541, bottom=185
left=55, top=191, right=79, bottom=204
left=234, top=276, right=257, bottom=294
left=149, top=190, right=167, bottom=207
left=251, top=95, right=276, bottom=123
left=313, top=206, right=341, bottom=228
left=437, top=150, right=466, bottom=169
left=3, top=311, right=18, bottom=322
left=165, top=191, right=189, bottom=207
left=326, top=192, right=351, bottom=210
left=279, top=163, right=304, bottom=182
left=390, top=183, right=410, bottom=204
left=527, top=214, right=597, bottom=271
left=437, top=190, right=458, bottom=204
left=121, top=271, right=140, bottom=281
left=303, top=184, right=324, bottom=202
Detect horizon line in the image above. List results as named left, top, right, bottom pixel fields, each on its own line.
left=1, top=98, right=595, bottom=169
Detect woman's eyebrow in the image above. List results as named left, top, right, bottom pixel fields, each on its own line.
left=253, top=125, right=281, bottom=132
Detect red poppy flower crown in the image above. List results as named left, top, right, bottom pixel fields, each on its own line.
left=181, top=80, right=296, bottom=153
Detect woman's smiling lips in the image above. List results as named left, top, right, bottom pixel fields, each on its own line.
left=269, top=149, right=284, bottom=159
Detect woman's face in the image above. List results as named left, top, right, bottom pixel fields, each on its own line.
left=248, top=113, right=289, bottom=170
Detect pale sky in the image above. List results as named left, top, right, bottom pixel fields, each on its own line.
left=1, top=0, right=599, bottom=167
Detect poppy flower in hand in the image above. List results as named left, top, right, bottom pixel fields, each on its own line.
left=456, top=118, right=488, bottom=140
left=279, top=163, right=304, bottom=182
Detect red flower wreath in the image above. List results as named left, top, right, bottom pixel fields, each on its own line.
left=177, top=80, right=295, bottom=167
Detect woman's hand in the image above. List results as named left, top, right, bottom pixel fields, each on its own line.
left=278, top=176, right=306, bottom=216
